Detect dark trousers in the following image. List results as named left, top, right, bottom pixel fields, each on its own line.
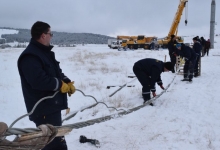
left=133, top=65, right=151, bottom=100
left=201, top=46, right=205, bottom=56
left=33, top=111, right=68, bottom=150
left=184, top=60, right=196, bottom=80
left=204, top=48, right=209, bottom=56
left=169, top=55, right=176, bottom=68
left=194, top=55, right=200, bottom=76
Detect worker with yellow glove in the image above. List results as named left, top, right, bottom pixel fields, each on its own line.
left=61, top=81, right=75, bottom=95
left=67, top=81, right=75, bottom=96
left=17, top=21, right=76, bottom=150
left=60, top=81, right=70, bottom=93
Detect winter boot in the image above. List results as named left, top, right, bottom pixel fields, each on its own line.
left=181, top=78, right=189, bottom=81
left=194, top=74, right=198, bottom=77
left=143, top=99, right=150, bottom=104
left=143, top=98, right=153, bottom=106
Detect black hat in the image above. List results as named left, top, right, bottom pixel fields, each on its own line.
left=164, top=62, right=175, bottom=73
left=171, top=35, right=175, bottom=40
left=193, top=37, right=197, bottom=41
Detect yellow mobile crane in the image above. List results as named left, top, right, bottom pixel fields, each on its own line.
left=158, top=0, right=188, bottom=48
left=118, top=35, right=157, bottom=50
left=126, top=35, right=157, bottom=50
left=116, top=35, right=131, bottom=48
left=120, top=36, right=138, bottom=48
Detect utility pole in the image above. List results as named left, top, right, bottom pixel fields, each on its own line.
left=210, top=0, right=216, bottom=49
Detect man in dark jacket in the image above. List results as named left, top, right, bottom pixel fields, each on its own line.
left=168, top=35, right=178, bottom=69
left=192, top=37, right=202, bottom=77
left=17, top=21, right=75, bottom=150
left=200, top=37, right=206, bottom=57
left=176, top=43, right=196, bottom=82
left=133, top=58, right=174, bottom=103
left=204, top=39, right=211, bottom=56
left=196, top=36, right=202, bottom=44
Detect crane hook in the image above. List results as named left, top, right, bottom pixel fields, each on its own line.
left=185, top=20, right=188, bottom=26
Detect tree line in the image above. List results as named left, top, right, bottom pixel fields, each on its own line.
left=0, top=27, right=114, bottom=45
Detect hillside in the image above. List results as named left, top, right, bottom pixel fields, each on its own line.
left=0, top=27, right=115, bottom=45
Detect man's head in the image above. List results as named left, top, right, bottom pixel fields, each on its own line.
left=171, top=35, right=176, bottom=41
left=176, top=43, right=181, bottom=50
left=193, top=37, right=197, bottom=43
left=164, top=62, right=175, bottom=73
left=31, top=21, right=53, bottom=46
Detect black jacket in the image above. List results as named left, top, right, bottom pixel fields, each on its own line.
left=176, top=44, right=196, bottom=61
left=134, top=58, right=164, bottom=92
left=168, top=40, right=178, bottom=56
left=17, top=39, right=70, bottom=120
left=200, top=38, right=206, bottom=46
left=193, top=41, right=202, bottom=56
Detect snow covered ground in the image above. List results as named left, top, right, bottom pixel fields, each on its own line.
left=1, top=33, right=220, bottom=149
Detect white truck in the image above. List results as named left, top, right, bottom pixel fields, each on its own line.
left=108, top=39, right=115, bottom=48
left=107, top=39, right=122, bottom=49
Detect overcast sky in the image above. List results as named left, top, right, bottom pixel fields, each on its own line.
left=0, top=0, right=219, bottom=38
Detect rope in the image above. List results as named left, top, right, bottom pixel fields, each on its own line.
left=4, top=74, right=176, bottom=137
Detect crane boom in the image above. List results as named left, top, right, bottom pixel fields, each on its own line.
left=157, top=0, right=188, bottom=48
left=168, top=0, right=188, bottom=37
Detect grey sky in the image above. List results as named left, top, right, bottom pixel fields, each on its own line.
left=0, top=0, right=219, bottom=38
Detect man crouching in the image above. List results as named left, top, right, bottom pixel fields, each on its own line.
left=133, top=58, right=174, bottom=104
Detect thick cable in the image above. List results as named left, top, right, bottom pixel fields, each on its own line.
left=8, top=91, right=60, bottom=129
left=62, top=89, right=127, bottom=122
left=5, top=74, right=176, bottom=136
left=5, top=73, right=177, bottom=137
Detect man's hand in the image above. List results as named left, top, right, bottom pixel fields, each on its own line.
left=152, top=92, right=156, bottom=97
left=60, top=81, right=70, bottom=93
left=172, top=52, right=177, bottom=57
left=160, top=85, right=165, bottom=90
left=67, top=81, right=76, bottom=97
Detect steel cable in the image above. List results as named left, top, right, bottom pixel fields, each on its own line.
left=4, top=74, right=176, bottom=137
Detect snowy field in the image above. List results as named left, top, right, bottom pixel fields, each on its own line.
left=1, top=32, right=220, bottom=149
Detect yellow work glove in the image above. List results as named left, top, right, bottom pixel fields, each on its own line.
left=60, top=81, right=70, bottom=93
left=67, top=81, right=76, bottom=97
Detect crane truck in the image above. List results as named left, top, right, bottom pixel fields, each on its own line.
left=107, top=36, right=131, bottom=49
left=117, top=35, right=157, bottom=50
left=158, top=0, right=188, bottom=48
